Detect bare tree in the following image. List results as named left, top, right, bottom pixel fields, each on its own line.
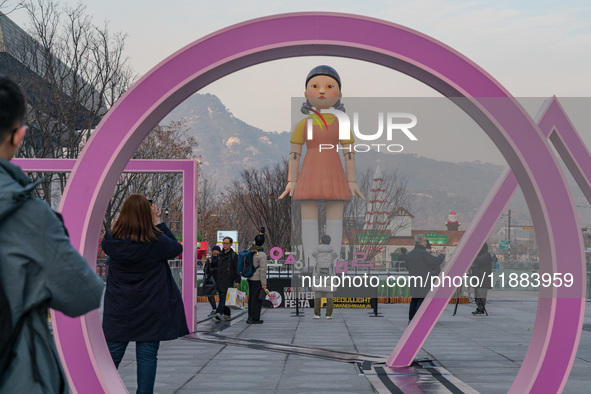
left=225, top=159, right=291, bottom=251
left=343, top=168, right=412, bottom=261
left=9, top=0, right=135, bottom=206
left=0, top=1, right=23, bottom=14
left=103, top=120, right=200, bottom=234
left=197, top=171, right=226, bottom=246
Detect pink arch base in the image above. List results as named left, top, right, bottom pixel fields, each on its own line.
left=51, top=12, right=584, bottom=393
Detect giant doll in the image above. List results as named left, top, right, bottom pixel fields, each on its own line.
left=280, top=65, right=365, bottom=267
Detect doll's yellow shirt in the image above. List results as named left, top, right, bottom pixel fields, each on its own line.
left=290, top=114, right=355, bottom=145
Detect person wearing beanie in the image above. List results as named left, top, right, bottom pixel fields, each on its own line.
left=246, top=234, right=267, bottom=324
left=204, top=245, right=221, bottom=316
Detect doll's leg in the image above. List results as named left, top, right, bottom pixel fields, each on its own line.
left=301, top=200, right=319, bottom=268
left=326, top=201, right=344, bottom=257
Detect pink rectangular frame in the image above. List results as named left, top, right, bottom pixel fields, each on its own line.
left=13, top=158, right=199, bottom=332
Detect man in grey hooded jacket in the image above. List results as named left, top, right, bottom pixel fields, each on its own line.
left=0, top=76, right=105, bottom=393
left=312, top=234, right=338, bottom=319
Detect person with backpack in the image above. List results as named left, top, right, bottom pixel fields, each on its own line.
left=312, top=235, right=338, bottom=320
left=246, top=234, right=267, bottom=324
left=0, top=76, right=105, bottom=393
left=214, top=236, right=241, bottom=321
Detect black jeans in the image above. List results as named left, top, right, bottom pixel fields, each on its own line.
left=216, top=290, right=231, bottom=316
left=207, top=295, right=217, bottom=310
left=409, top=297, right=424, bottom=321
left=248, top=280, right=263, bottom=321
left=474, top=287, right=488, bottom=311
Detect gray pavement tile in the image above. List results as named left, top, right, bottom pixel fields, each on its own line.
left=177, top=390, right=276, bottom=394
left=468, top=382, right=513, bottom=394
left=283, top=358, right=357, bottom=367
left=110, top=299, right=591, bottom=393
left=276, top=375, right=373, bottom=391
left=440, top=360, right=518, bottom=369
left=198, top=365, right=286, bottom=375
left=277, top=389, right=376, bottom=394
left=445, top=367, right=520, bottom=376
left=181, top=374, right=281, bottom=389
left=282, top=364, right=356, bottom=373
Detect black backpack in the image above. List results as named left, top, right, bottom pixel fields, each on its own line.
left=0, top=291, right=41, bottom=381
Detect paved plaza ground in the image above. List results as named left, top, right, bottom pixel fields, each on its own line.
left=113, top=291, right=590, bottom=393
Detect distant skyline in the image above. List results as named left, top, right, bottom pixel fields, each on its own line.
left=7, top=0, right=591, bottom=165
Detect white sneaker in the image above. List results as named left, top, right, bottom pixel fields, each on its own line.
left=326, top=316, right=332, bottom=320
left=313, top=315, right=320, bottom=319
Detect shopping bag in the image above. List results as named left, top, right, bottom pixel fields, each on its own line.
left=260, top=288, right=280, bottom=308
left=198, top=275, right=216, bottom=296
left=267, top=291, right=280, bottom=308
left=225, top=287, right=246, bottom=309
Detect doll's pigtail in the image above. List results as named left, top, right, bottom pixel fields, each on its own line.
left=333, top=100, right=345, bottom=113
left=301, top=100, right=313, bottom=115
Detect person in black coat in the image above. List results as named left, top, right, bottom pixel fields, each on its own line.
left=203, top=245, right=221, bottom=316
left=406, top=234, right=445, bottom=322
left=214, top=236, right=241, bottom=321
left=101, top=194, right=189, bottom=393
left=470, top=243, right=493, bottom=316
left=396, top=247, right=407, bottom=270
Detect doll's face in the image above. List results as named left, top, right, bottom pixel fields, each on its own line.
left=304, top=75, right=342, bottom=110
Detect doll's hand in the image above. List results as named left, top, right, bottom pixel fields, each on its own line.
left=279, top=182, right=295, bottom=199
left=348, top=182, right=366, bottom=200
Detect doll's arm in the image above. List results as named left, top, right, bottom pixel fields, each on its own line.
left=342, top=144, right=366, bottom=200
left=279, top=143, right=303, bottom=199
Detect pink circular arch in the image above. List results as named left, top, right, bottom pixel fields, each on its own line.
left=56, top=12, right=584, bottom=393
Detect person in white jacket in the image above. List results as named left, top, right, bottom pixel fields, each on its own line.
left=246, top=234, right=267, bottom=324
left=312, top=235, right=338, bottom=320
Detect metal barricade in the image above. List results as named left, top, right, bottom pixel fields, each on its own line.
left=168, top=259, right=182, bottom=289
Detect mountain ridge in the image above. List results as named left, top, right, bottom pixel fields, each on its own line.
left=162, top=93, right=590, bottom=230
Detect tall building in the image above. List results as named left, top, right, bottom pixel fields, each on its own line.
left=0, top=12, right=102, bottom=135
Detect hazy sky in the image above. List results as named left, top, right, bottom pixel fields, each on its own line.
left=8, top=0, right=591, bottom=165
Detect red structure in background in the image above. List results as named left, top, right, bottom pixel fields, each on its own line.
left=196, top=242, right=208, bottom=262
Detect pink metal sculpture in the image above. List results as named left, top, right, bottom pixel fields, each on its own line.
left=388, top=98, right=589, bottom=394
left=21, top=12, right=585, bottom=393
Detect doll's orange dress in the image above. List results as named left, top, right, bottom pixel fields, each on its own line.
left=291, top=114, right=354, bottom=201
